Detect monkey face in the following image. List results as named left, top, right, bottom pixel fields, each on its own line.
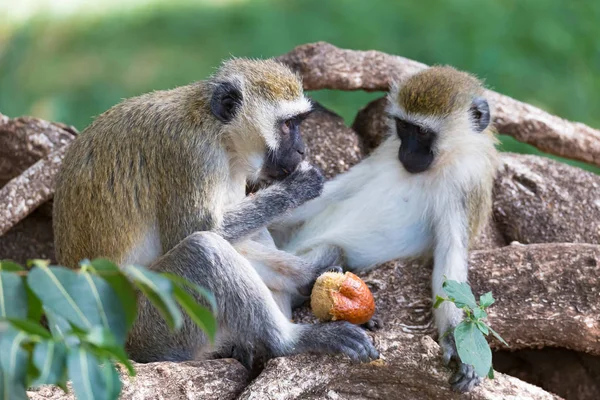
left=261, top=112, right=311, bottom=180
left=395, top=118, right=435, bottom=174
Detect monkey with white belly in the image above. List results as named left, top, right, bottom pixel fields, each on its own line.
left=271, top=66, right=499, bottom=392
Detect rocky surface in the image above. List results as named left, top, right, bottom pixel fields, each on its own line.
left=493, top=154, right=600, bottom=244
left=27, top=360, right=249, bottom=400
left=0, top=145, right=69, bottom=235
left=351, top=96, right=389, bottom=154
left=301, top=102, right=363, bottom=179
left=3, top=43, right=600, bottom=399
left=239, top=334, right=559, bottom=400
left=495, top=348, right=600, bottom=400
left=0, top=209, right=55, bottom=264
left=0, top=112, right=76, bottom=186
left=277, top=42, right=600, bottom=167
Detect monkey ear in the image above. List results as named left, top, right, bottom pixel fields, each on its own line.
left=469, top=97, right=490, bottom=132
left=211, top=81, right=243, bottom=123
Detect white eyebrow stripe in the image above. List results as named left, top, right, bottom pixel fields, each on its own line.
left=277, top=97, right=312, bottom=120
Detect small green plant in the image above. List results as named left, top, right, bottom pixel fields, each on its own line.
left=0, top=258, right=217, bottom=400
left=433, top=279, right=508, bottom=378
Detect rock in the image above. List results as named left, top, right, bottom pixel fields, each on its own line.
left=493, top=154, right=600, bottom=244
left=275, top=41, right=424, bottom=93
left=239, top=333, right=559, bottom=400
left=0, top=112, right=76, bottom=186
left=301, top=102, right=363, bottom=178
left=282, top=242, right=599, bottom=398
left=0, top=209, right=55, bottom=264
left=495, top=348, right=600, bottom=400
left=0, top=145, right=69, bottom=236
left=351, top=96, right=389, bottom=154
left=468, top=243, right=600, bottom=355
left=27, top=359, right=248, bottom=400
left=277, top=42, right=600, bottom=168
left=471, top=218, right=507, bottom=250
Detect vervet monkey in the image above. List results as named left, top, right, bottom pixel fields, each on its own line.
left=271, top=66, right=498, bottom=392
left=53, top=58, right=378, bottom=367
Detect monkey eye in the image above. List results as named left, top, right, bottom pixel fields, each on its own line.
left=281, top=118, right=299, bottom=135
left=281, top=119, right=293, bottom=134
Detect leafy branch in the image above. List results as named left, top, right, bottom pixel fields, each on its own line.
left=434, top=279, right=508, bottom=379
left=0, top=258, right=217, bottom=400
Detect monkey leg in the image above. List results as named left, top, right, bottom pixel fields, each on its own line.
left=237, top=239, right=341, bottom=296
left=432, top=248, right=482, bottom=391
left=126, top=231, right=378, bottom=367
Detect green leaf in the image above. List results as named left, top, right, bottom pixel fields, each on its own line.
left=89, top=258, right=138, bottom=332
left=475, top=321, right=489, bottom=335
left=473, top=308, right=488, bottom=320
left=0, top=328, right=29, bottom=383
left=0, top=369, right=28, bottom=400
left=28, top=265, right=127, bottom=344
left=0, top=271, right=28, bottom=319
left=6, top=318, right=52, bottom=339
left=32, top=340, right=67, bottom=386
left=79, top=270, right=127, bottom=345
left=480, top=292, right=495, bottom=308
left=124, top=265, right=182, bottom=330
left=442, top=280, right=477, bottom=310
left=26, top=358, right=41, bottom=386
left=67, top=348, right=122, bottom=400
left=84, top=327, right=135, bottom=376
left=0, top=261, right=24, bottom=272
left=454, top=321, right=492, bottom=377
left=45, top=308, right=73, bottom=339
left=433, top=295, right=446, bottom=309
left=488, top=326, right=509, bottom=347
left=172, top=285, right=217, bottom=343
left=101, top=360, right=122, bottom=400
left=26, top=286, right=43, bottom=322
left=488, top=367, right=495, bottom=379
left=28, top=265, right=93, bottom=330
left=163, top=273, right=217, bottom=312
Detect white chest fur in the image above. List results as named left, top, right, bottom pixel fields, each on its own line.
left=283, top=137, right=437, bottom=270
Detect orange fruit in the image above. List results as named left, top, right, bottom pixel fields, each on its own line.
left=311, top=271, right=375, bottom=325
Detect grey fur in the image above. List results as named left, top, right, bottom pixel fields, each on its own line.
left=220, top=165, right=325, bottom=243
left=127, top=232, right=378, bottom=366
left=53, top=58, right=377, bottom=368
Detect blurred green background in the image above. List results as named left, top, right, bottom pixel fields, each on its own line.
left=1, top=0, right=599, bottom=172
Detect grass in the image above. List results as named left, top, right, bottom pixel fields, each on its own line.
left=1, top=0, right=598, bottom=173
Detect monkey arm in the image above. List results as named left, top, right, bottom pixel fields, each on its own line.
left=431, top=200, right=469, bottom=335
left=219, top=162, right=324, bottom=243
left=269, top=164, right=362, bottom=239
left=219, top=185, right=298, bottom=243
left=128, top=231, right=378, bottom=367
left=430, top=200, right=481, bottom=391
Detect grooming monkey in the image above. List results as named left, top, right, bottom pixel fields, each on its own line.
left=270, top=66, right=499, bottom=392
left=53, top=58, right=378, bottom=367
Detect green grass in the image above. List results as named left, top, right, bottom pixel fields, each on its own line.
left=1, top=0, right=599, bottom=173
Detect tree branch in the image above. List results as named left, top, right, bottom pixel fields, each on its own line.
left=277, top=42, right=600, bottom=167
left=0, top=145, right=69, bottom=236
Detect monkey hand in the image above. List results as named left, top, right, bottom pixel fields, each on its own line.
left=440, top=331, right=482, bottom=393
left=298, top=265, right=343, bottom=297
left=281, top=161, right=325, bottom=207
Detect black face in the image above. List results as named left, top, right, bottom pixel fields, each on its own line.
left=262, top=111, right=311, bottom=180
left=395, top=118, right=436, bottom=174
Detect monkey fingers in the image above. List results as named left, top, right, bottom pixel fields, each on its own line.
left=295, top=321, right=379, bottom=363
left=297, top=265, right=343, bottom=297
left=440, top=332, right=482, bottom=393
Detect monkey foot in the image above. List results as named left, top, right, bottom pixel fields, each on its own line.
left=440, top=332, right=482, bottom=393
